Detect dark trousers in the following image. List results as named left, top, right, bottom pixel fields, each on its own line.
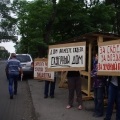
left=44, top=80, right=56, bottom=97
left=105, top=83, right=120, bottom=120
left=8, top=74, right=19, bottom=96
left=67, top=76, right=82, bottom=106
left=94, top=87, right=104, bottom=116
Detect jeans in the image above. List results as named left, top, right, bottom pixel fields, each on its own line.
left=8, top=73, right=19, bottom=96
left=105, top=83, right=120, bottom=120
left=44, top=79, right=56, bottom=97
left=94, top=87, right=104, bottom=116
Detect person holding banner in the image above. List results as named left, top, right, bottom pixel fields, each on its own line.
left=91, top=53, right=106, bottom=117
left=44, top=72, right=57, bottom=98
left=66, top=71, right=82, bottom=110
left=104, top=76, right=120, bottom=120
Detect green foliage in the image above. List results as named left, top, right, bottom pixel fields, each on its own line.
left=0, top=2, right=17, bottom=42
left=53, top=1, right=92, bottom=42
left=89, top=3, right=115, bottom=32
left=105, top=0, right=120, bottom=34
left=2, top=0, right=117, bottom=58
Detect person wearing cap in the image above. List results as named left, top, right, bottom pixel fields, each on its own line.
left=5, top=53, right=23, bottom=99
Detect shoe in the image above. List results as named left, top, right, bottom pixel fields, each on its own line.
left=78, top=105, right=82, bottom=110
left=92, top=112, right=96, bottom=117
left=10, top=95, right=13, bottom=99
left=44, top=95, right=48, bottom=98
left=66, top=105, right=72, bottom=109
left=14, top=92, right=17, bottom=95
left=50, top=95, right=54, bottom=98
left=104, top=118, right=109, bottom=120
left=94, top=115, right=103, bottom=118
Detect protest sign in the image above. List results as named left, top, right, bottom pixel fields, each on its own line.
left=48, top=42, right=86, bottom=71
left=98, top=40, right=120, bottom=76
left=34, top=58, right=54, bottom=81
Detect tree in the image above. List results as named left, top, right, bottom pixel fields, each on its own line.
left=12, top=0, right=54, bottom=58
left=0, top=2, right=17, bottom=42
left=11, top=0, right=116, bottom=58
left=89, top=2, right=115, bottom=32
left=105, top=0, right=120, bottom=34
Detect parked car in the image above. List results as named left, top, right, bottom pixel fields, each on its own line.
left=7, top=54, right=34, bottom=78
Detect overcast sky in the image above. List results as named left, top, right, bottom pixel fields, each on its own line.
left=0, top=41, right=15, bottom=53
left=0, top=0, right=34, bottom=53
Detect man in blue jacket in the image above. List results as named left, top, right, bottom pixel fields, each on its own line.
left=6, top=53, right=23, bottom=99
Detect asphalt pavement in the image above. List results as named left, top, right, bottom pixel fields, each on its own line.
left=0, top=60, right=116, bottom=120
left=28, top=79, right=116, bottom=120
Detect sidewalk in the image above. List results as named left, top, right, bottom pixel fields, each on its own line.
left=28, top=79, right=116, bottom=120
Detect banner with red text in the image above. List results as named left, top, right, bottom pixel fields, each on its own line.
left=98, top=40, right=120, bottom=76
left=34, top=58, right=54, bottom=81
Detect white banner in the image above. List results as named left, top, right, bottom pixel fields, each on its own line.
left=34, top=58, right=54, bottom=81
left=48, top=42, right=86, bottom=71
left=98, top=44, right=120, bottom=72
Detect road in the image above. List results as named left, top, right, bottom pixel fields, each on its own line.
left=0, top=60, right=37, bottom=120
left=0, top=60, right=116, bottom=120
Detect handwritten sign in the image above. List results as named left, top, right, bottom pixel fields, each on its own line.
left=34, top=58, right=54, bottom=81
left=47, top=42, right=86, bottom=71
left=98, top=40, right=120, bottom=76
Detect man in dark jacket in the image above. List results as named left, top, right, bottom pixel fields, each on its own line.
left=104, top=76, right=120, bottom=120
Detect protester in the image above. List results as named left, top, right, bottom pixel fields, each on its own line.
left=66, top=71, right=82, bottom=110
left=44, top=72, right=57, bottom=98
left=5, top=53, right=23, bottom=99
left=91, top=53, right=105, bottom=117
left=104, top=76, right=120, bottom=120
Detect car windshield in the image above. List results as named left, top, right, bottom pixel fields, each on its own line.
left=16, top=55, right=31, bottom=62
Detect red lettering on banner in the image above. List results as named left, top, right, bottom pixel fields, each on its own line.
left=99, top=46, right=105, bottom=54
left=107, top=54, right=112, bottom=61
left=98, top=63, right=102, bottom=70
left=45, top=67, right=48, bottom=72
left=35, top=67, right=43, bottom=72
left=107, top=45, right=120, bottom=54
left=101, top=55, right=106, bottom=62
left=107, top=46, right=110, bottom=53
left=103, top=64, right=106, bottom=70
left=98, top=63, right=120, bottom=71
left=34, top=61, right=44, bottom=66
left=117, top=44, right=120, bottom=53
left=118, top=63, right=120, bottom=70
left=45, top=62, right=48, bottom=66
left=37, top=72, right=51, bottom=79
left=101, top=53, right=120, bottom=62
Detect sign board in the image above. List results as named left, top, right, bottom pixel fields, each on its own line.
left=34, top=58, right=54, bottom=81
left=48, top=42, right=86, bottom=71
left=98, top=40, right=120, bottom=76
